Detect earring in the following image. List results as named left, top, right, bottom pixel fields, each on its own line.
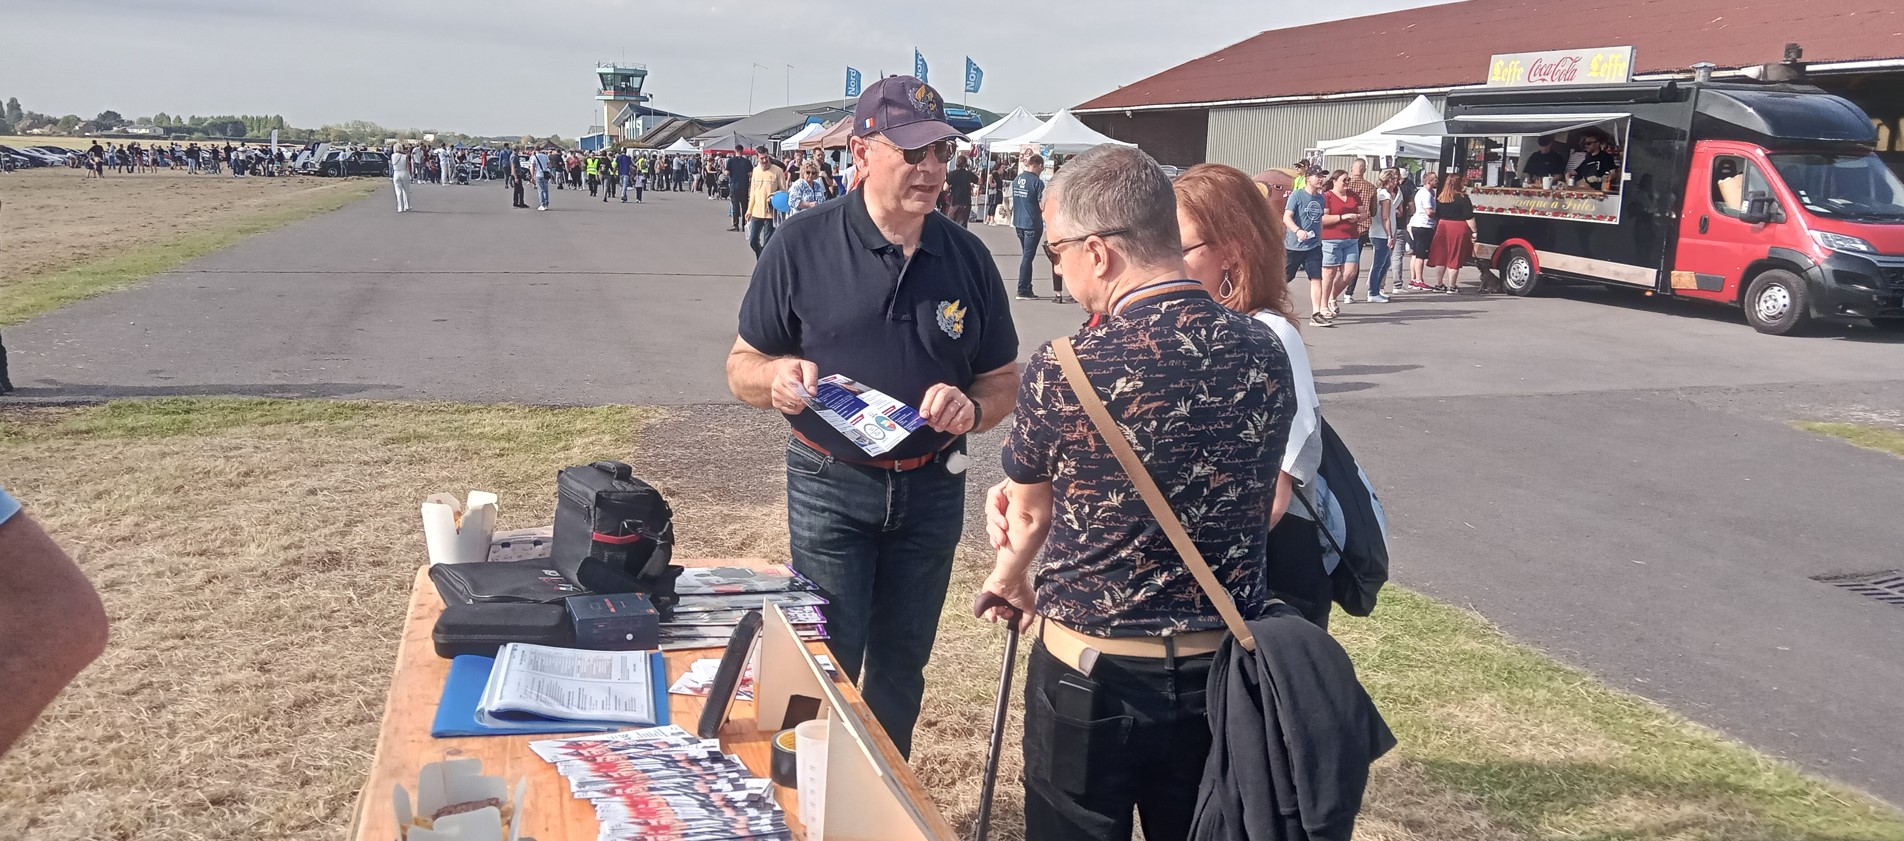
left=1219, top=269, right=1235, bottom=299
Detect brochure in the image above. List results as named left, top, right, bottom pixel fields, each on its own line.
left=795, top=375, right=926, bottom=457
left=475, top=643, right=666, bottom=730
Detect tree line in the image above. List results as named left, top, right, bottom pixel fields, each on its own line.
left=0, top=97, right=488, bottom=146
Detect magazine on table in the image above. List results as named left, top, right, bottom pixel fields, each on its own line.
left=531, top=726, right=790, bottom=840
left=674, top=590, right=827, bottom=613
left=794, top=374, right=925, bottom=457
left=663, top=604, right=825, bottom=627
left=674, top=565, right=815, bottom=596
left=475, top=643, right=668, bottom=730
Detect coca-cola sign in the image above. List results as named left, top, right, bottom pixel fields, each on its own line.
left=1487, top=47, right=1634, bottom=87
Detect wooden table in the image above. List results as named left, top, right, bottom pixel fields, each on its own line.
left=346, top=559, right=955, bottom=841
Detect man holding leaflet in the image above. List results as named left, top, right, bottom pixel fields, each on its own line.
left=725, top=74, right=1020, bottom=757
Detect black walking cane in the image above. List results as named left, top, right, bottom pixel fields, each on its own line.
left=971, top=592, right=1023, bottom=841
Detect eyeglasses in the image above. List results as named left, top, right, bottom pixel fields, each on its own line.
left=873, top=136, right=954, bottom=165
left=1043, top=228, right=1130, bottom=268
left=1182, top=241, right=1209, bottom=256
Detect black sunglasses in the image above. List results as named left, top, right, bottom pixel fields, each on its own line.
left=1043, top=228, right=1130, bottom=267
left=875, top=137, right=954, bottom=165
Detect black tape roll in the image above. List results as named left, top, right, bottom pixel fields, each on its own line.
left=771, top=728, right=800, bottom=788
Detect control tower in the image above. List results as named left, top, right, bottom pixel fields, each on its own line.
left=596, top=64, right=649, bottom=143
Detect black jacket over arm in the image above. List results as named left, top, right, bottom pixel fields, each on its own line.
left=1191, top=603, right=1396, bottom=841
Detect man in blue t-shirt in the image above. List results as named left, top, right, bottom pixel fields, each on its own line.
left=1283, top=168, right=1328, bottom=288
left=1011, top=154, right=1047, bottom=300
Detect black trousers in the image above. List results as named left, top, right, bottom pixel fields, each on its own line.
left=0, top=330, right=12, bottom=389
left=729, top=191, right=746, bottom=227
left=510, top=178, right=525, bottom=207
left=1022, top=640, right=1212, bottom=841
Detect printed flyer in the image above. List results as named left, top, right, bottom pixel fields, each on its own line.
left=794, top=375, right=926, bottom=457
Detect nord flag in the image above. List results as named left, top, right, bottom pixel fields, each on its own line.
left=964, top=57, right=983, bottom=94
left=914, top=49, right=928, bottom=83
left=845, top=67, right=862, bottom=97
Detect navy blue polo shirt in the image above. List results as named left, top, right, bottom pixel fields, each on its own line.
left=738, top=188, right=1019, bottom=460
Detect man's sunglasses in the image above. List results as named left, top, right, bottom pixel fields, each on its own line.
left=1043, top=228, right=1130, bottom=266
left=874, top=137, right=955, bottom=165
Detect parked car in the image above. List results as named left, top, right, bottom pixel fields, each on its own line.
left=320, top=150, right=390, bottom=177
left=0, top=145, right=46, bottom=168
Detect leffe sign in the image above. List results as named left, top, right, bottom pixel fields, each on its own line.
left=1486, top=47, right=1634, bottom=87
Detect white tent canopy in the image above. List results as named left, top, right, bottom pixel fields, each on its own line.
left=778, top=122, right=828, bottom=151
left=1315, top=95, right=1443, bottom=159
left=661, top=137, right=698, bottom=153
left=987, top=109, right=1135, bottom=154
left=967, top=107, right=1046, bottom=144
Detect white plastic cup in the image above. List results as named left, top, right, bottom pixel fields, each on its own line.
left=794, top=719, right=829, bottom=838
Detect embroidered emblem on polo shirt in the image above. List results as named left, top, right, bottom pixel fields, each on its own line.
left=936, top=300, right=967, bottom=339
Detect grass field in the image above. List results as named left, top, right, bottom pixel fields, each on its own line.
left=1797, top=421, right=1904, bottom=457
left=3, top=399, right=1901, bottom=841
left=0, top=168, right=379, bottom=325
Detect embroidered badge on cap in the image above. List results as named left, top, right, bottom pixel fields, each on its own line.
left=935, top=300, right=967, bottom=339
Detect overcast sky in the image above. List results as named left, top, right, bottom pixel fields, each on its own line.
left=4, top=0, right=1443, bottom=138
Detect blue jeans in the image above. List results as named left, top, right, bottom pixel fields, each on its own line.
left=1016, top=227, right=1042, bottom=296
left=535, top=176, right=550, bottom=207
left=1367, top=236, right=1393, bottom=296
left=748, top=217, right=776, bottom=257
left=784, top=436, right=965, bottom=758
left=620, top=174, right=630, bottom=202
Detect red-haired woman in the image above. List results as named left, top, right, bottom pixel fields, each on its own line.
left=1173, top=163, right=1333, bottom=627
left=1426, top=172, right=1476, bottom=293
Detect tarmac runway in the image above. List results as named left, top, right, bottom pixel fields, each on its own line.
left=9, top=179, right=1904, bottom=802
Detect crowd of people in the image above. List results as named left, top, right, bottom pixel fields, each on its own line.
left=65, top=140, right=290, bottom=177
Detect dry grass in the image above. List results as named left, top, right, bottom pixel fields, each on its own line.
left=0, top=168, right=377, bottom=324
left=3, top=399, right=1901, bottom=841
left=0, top=399, right=650, bottom=841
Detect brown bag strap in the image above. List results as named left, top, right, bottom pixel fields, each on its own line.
left=1051, top=337, right=1256, bottom=652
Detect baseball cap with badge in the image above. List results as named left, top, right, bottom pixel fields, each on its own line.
left=852, top=74, right=965, bottom=149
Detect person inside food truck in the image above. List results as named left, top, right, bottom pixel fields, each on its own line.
left=1520, top=135, right=1568, bottom=185
left=1568, top=133, right=1620, bottom=193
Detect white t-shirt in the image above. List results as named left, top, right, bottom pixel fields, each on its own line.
left=1409, top=186, right=1436, bottom=230
left=1372, top=187, right=1394, bottom=239
left=389, top=151, right=410, bottom=178
left=1254, top=311, right=1322, bottom=519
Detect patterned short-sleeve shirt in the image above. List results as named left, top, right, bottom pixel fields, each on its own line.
left=1003, top=283, right=1294, bottom=636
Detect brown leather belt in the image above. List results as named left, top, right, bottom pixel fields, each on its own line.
left=791, top=428, right=945, bottom=473
left=1035, top=616, right=1225, bottom=673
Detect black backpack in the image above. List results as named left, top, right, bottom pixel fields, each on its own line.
left=1294, top=419, right=1392, bottom=616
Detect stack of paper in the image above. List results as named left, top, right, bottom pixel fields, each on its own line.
left=661, top=567, right=830, bottom=651
left=531, top=725, right=790, bottom=841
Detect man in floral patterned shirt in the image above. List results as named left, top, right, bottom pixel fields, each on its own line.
left=977, top=144, right=1295, bottom=841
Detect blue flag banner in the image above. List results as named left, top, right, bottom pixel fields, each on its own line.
left=964, top=57, right=984, bottom=94
left=914, top=49, right=929, bottom=83
left=845, top=67, right=863, bottom=97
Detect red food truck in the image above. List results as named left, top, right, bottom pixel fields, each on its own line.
left=1422, top=66, right=1904, bottom=334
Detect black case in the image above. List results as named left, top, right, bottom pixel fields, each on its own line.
left=432, top=602, right=574, bottom=658
left=553, top=461, right=682, bottom=612
left=430, top=562, right=583, bottom=606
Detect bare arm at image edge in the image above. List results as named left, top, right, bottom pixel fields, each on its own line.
left=0, top=497, right=109, bottom=758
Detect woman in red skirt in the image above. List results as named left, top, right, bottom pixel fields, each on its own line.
left=1426, top=172, right=1477, bottom=293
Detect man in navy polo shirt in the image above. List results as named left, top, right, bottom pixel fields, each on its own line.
left=726, top=74, right=1020, bottom=757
